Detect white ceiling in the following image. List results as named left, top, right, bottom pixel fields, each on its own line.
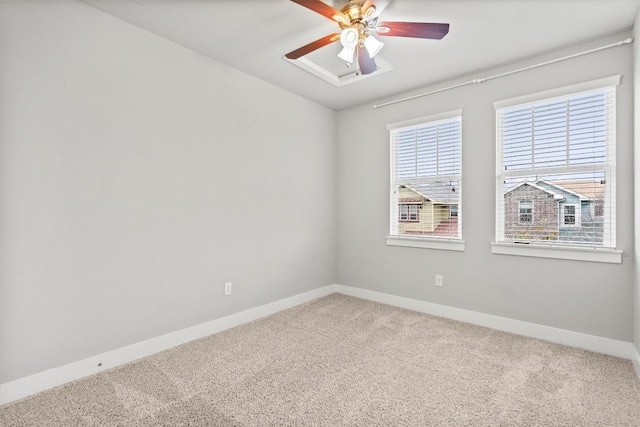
left=80, top=0, right=640, bottom=111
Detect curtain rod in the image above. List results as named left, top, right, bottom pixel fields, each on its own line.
left=373, top=37, right=634, bottom=109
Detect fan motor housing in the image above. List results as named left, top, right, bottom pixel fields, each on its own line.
left=340, top=0, right=368, bottom=27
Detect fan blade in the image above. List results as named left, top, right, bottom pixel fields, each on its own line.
left=285, top=33, right=341, bottom=59
left=290, top=0, right=348, bottom=23
left=377, top=22, right=449, bottom=39
left=362, top=0, right=391, bottom=19
left=357, top=46, right=377, bottom=75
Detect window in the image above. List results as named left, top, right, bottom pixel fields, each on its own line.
left=494, top=76, right=620, bottom=262
left=399, top=204, right=419, bottom=222
left=563, top=205, right=576, bottom=225
left=387, top=110, right=463, bottom=251
left=562, top=204, right=580, bottom=227
left=519, top=200, right=533, bottom=223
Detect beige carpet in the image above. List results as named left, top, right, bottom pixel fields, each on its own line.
left=1, top=293, right=639, bottom=426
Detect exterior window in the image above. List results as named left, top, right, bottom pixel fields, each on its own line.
left=388, top=110, right=462, bottom=241
left=563, top=205, right=576, bottom=225
left=399, top=204, right=419, bottom=222
left=495, top=76, right=618, bottom=249
left=519, top=200, right=533, bottom=223
left=562, top=204, right=581, bottom=227
left=594, top=204, right=604, bottom=217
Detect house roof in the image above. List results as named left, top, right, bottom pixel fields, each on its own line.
left=505, top=180, right=604, bottom=202
left=398, top=197, right=424, bottom=204
left=553, top=181, right=605, bottom=200
left=535, top=180, right=588, bottom=201
left=504, top=181, right=564, bottom=200
left=402, top=182, right=459, bottom=204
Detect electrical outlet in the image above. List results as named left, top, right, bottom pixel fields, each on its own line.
left=435, top=275, right=443, bottom=287
left=224, top=282, right=232, bottom=296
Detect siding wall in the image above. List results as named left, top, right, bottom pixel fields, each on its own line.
left=398, top=187, right=434, bottom=233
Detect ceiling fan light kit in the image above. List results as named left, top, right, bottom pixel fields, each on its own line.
left=338, top=27, right=359, bottom=62
left=286, top=0, right=450, bottom=77
left=363, top=35, right=384, bottom=57
left=338, top=46, right=355, bottom=63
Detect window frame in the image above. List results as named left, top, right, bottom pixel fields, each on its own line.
left=492, top=75, right=621, bottom=264
left=386, top=109, right=464, bottom=252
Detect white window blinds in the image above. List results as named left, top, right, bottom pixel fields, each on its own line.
left=495, top=77, right=618, bottom=248
left=388, top=111, right=462, bottom=239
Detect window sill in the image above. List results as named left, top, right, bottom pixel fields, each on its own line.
left=386, top=236, right=465, bottom=252
left=491, top=242, right=622, bottom=264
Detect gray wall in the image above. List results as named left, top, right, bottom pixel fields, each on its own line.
left=1, top=0, right=637, bottom=387
left=336, top=32, right=635, bottom=342
left=0, top=0, right=336, bottom=383
left=634, top=11, right=640, bottom=354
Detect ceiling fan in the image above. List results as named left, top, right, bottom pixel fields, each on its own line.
left=285, top=0, right=449, bottom=75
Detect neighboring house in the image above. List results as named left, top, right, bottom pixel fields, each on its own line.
left=398, top=182, right=459, bottom=236
left=504, top=180, right=604, bottom=243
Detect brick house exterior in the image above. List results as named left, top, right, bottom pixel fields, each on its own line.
left=504, top=182, right=561, bottom=241
left=504, top=180, right=605, bottom=243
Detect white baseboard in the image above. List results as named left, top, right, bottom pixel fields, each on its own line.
left=2, top=283, right=637, bottom=405
left=334, top=285, right=636, bottom=361
left=0, top=285, right=337, bottom=406
left=632, top=346, right=640, bottom=379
